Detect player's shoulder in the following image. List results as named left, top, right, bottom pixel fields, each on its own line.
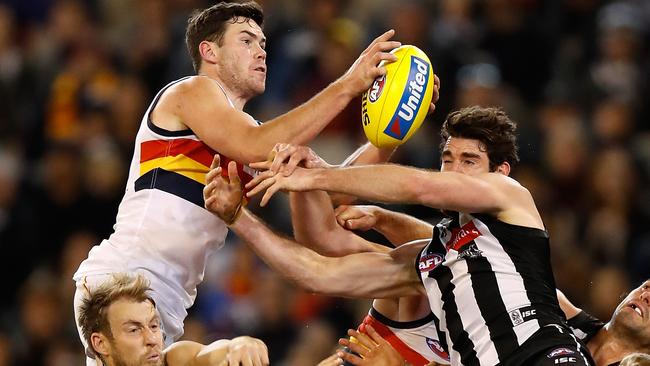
left=166, top=76, right=227, bottom=101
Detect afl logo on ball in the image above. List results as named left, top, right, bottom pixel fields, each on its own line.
left=368, top=75, right=386, bottom=103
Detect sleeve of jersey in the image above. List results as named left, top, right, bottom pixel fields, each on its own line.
left=567, top=310, right=605, bottom=343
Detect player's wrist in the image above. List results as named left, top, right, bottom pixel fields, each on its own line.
left=224, top=200, right=244, bottom=226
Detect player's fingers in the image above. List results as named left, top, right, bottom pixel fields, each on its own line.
left=206, top=166, right=222, bottom=183
left=210, top=154, right=220, bottom=169
left=227, top=161, right=241, bottom=186
left=245, top=169, right=275, bottom=189
left=246, top=176, right=276, bottom=197
left=371, top=40, right=401, bottom=58
left=260, top=184, right=280, bottom=207
left=284, top=153, right=306, bottom=176
left=260, top=341, right=270, bottom=365
left=242, top=353, right=254, bottom=366
left=434, top=74, right=441, bottom=90
left=364, top=325, right=389, bottom=347
left=373, top=51, right=398, bottom=66
left=204, top=196, right=217, bottom=209
left=348, top=329, right=376, bottom=350
left=249, top=160, right=273, bottom=171
left=337, top=350, right=363, bottom=365
left=428, top=101, right=436, bottom=115
left=363, top=29, right=395, bottom=53
left=344, top=338, right=372, bottom=356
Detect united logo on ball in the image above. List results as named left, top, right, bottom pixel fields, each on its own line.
left=362, top=45, right=434, bottom=148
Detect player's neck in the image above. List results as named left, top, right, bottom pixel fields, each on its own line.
left=588, top=325, right=633, bottom=366
left=198, top=72, right=248, bottom=111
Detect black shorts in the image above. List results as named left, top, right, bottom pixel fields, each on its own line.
left=505, top=324, right=595, bottom=366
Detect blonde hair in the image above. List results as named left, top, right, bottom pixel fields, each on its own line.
left=78, top=273, right=153, bottom=359
left=621, top=353, right=650, bottom=366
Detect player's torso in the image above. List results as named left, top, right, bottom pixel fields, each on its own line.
left=417, top=213, right=565, bottom=366
left=75, top=77, right=255, bottom=310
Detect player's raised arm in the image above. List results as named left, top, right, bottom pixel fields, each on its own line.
left=203, top=158, right=424, bottom=299
left=168, top=30, right=402, bottom=164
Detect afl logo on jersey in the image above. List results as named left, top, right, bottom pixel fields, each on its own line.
left=419, top=253, right=443, bottom=272
left=426, top=338, right=450, bottom=361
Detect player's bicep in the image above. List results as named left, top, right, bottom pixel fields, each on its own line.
left=414, top=172, right=510, bottom=213
left=175, top=80, right=264, bottom=163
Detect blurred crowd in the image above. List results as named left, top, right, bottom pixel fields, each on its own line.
left=0, top=0, right=649, bottom=365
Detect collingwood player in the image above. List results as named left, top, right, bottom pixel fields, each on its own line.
left=204, top=106, right=594, bottom=366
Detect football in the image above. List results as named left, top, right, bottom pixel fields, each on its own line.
left=361, top=45, right=434, bottom=148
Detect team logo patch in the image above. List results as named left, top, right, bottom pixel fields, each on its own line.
left=457, top=243, right=483, bottom=260
left=426, top=338, right=450, bottom=361
left=368, top=75, right=386, bottom=103
left=383, top=56, right=430, bottom=140
left=509, top=306, right=537, bottom=326
left=547, top=348, right=575, bottom=358
left=419, top=254, right=444, bottom=272
left=446, top=221, right=481, bottom=251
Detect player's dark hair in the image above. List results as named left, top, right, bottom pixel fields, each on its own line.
left=440, top=106, right=520, bottom=171
left=186, top=1, right=264, bottom=73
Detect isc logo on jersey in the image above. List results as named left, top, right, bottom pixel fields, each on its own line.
left=362, top=45, right=434, bottom=148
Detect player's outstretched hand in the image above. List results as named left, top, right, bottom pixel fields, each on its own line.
left=257, top=143, right=332, bottom=176
left=340, top=29, right=402, bottom=96
left=334, top=205, right=380, bottom=231
left=245, top=166, right=314, bottom=207
left=226, top=336, right=269, bottom=366
left=337, top=325, right=405, bottom=366
left=203, top=154, right=244, bottom=225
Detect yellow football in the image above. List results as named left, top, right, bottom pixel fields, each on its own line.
left=361, top=45, right=434, bottom=148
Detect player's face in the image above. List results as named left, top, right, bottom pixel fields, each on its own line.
left=104, top=299, right=164, bottom=366
left=214, top=17, right=267, bottom=99
left=610, top=280, right=650, bottom=342
left=440, top=137, right=491, bottom=176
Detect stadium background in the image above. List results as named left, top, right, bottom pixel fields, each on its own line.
left=0, top=0, right=649, bottom=364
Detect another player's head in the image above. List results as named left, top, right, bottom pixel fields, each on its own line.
left=620, top=352, right=650, bottom=366
left=439, top=106, right=519, bottom=176
left=186, top=1, right=266, bottom=97
left=609, top=279, right=650, bottom=350
left=78, top=273, right=164, bottom=366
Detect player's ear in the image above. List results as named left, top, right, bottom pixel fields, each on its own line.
left=496, top=161, right=510, bottom=176
left=91, top=332, right=110, bottom=358
left=199, top=40, right=219, bottom=65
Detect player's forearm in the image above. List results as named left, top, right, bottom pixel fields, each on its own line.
left=310, top=165, right=432, bottom=205
left=290, top=191, right=339, bottom=253
left=231, top=209, right=335, bottom=293
left=194, top=340, right=230, bottom=365
left=332, top=143, right=397, bottom=206
left=372, top=207, right=434, bottom=245
left=258, top=80, right=355, bottom=150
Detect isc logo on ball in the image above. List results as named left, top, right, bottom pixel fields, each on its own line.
left=384, top=56, right=429, bottom=140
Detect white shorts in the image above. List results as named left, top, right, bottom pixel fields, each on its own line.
left=73, top=273, right=182, bottom=365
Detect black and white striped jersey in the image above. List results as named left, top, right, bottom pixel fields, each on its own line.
left=416, top=213, right=567, bottom=366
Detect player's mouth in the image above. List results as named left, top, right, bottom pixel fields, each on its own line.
left=253, top=65, right=266, bottom=74
left=146, top=352, right=161, bottom=362
left=628, top=301, right=644, bottom=318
